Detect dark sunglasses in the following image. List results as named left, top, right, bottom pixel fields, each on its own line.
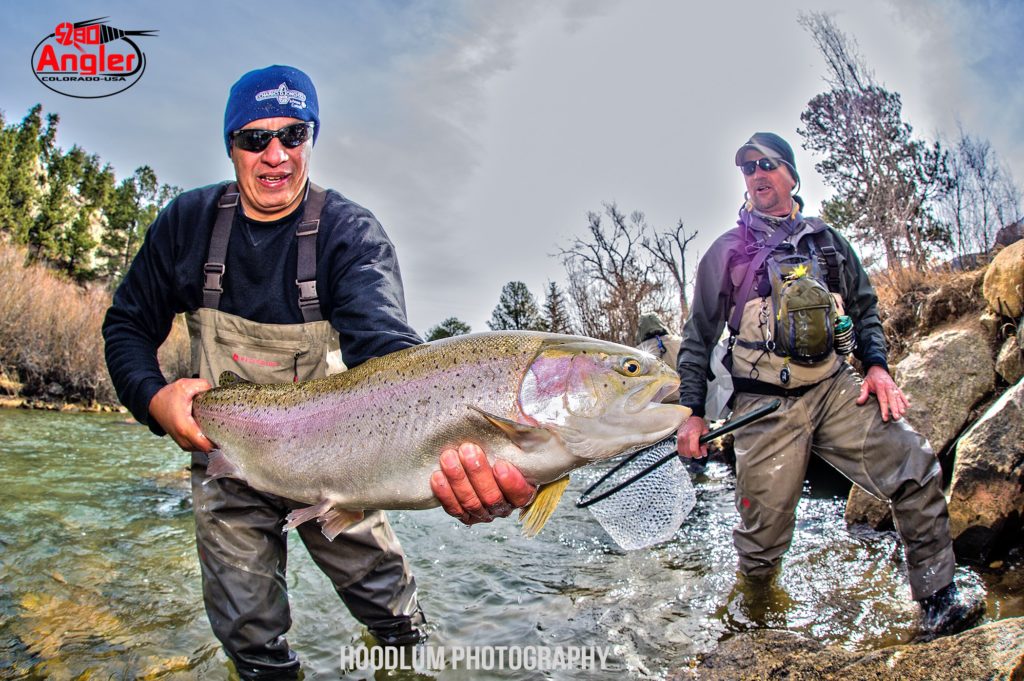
left=230, top=122, right=314, bottom=153
left=739, top=157, right=786, bottom=175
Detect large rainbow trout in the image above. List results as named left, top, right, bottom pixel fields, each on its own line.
left=192, top=331, right=689, bottom=540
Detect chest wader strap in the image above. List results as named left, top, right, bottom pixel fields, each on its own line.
left=820, top=245, right=842, bottom=293
left=727, top=226, right=792, bottom=336
left=296, top=183, right=327, bottom=323
left=201, top=182, right=329, bottom=320
left=202, top=184, right=240, bottom=310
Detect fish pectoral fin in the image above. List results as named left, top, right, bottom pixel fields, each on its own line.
left=204, top=450, right=245, bottom=484
left=216, top=370, right=250, bottom=387
left=319, top=509, right=365, bottom=542
left=283, top=500, right=363, bottom=541
left=518, top=476, right=570, bottom=538
left=469, top=406, right=553, bottom=453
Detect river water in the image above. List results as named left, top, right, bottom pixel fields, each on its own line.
left=0, top=408, right=1020, bottom=680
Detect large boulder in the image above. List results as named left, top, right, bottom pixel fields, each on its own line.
left=846, top=323, right=996, bottom=531
left=994, top=220, right=1023, bottom=248
left=682, top=618, right=1024, bottom=680
left=983, top=238, right=1024, bottom=318
left=893, top=324, right=996, bottom=455
left=948, top=378, right=1024, bottom=564
left=917, top=270, right=985, bottom=332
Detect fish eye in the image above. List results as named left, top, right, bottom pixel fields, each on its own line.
left=620, top=358, right=642, bottom=376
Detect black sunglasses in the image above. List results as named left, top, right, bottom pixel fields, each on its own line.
left=739, top=157, right=786, bottom=176
left=230, top=122, right=314, bottom=153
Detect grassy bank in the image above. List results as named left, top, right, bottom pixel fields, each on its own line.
left=0, top=241, right=188, bottom=410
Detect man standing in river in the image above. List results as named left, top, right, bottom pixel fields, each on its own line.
left=102, top=64, right=534, bottom=679
left=675, top=132, right=985, bottom=640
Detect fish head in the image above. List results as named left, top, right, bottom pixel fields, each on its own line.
left=519, top=336, right=690, bottom=461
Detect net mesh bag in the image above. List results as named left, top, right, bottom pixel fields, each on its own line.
left=584, top=436, right=696, bottom=551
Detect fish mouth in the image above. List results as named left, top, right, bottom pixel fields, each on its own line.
left=625, top=376, right=678, bottom=414
left=652, top=380, right=678, bottom=404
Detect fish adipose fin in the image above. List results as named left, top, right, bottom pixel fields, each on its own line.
left=284, top=500, right=364, bottom=541
left=469, top=406, right=554, bottom=452
left=519, top=476, right=570, bottom=537
left=204, top=450, right=246, bottom=484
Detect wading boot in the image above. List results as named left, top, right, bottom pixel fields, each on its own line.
left=369, top=610, right=428, bottom=647
left=917, top=582, right=985, bottom=642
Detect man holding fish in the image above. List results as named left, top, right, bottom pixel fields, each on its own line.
left=103, top=65, right=538, bottom=680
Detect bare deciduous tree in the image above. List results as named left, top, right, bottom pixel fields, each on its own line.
left=940, top=126, right=1023, bottom=261
left=642, top=219, right=698, bottom=329
left=556, top=203, right=682, bottom=345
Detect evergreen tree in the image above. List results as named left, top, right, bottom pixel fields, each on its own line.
left=100, top=166, right=180, bottom=284
left=425, top=317, right=471, bottom=341
left=487, top=281, right=546, bottom=331
left=798, top=12, right=950, bottom=269
left=541, top=281, right=574, bottom=334
left=0, top=106, right=57, bottom=244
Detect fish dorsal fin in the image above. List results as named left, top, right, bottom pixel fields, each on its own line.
left=468, top=406, right=553, bottom=453
left=519, top=476, right=570, bottom=537
left=217, top=371, right=250, bottom=387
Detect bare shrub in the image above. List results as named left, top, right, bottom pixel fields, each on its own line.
left=0, top=241, right=189, bottom=406
left=873, top=263, right=987, bottom=363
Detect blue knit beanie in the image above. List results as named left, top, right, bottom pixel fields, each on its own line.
left=223, top=65, right=320, bottom=156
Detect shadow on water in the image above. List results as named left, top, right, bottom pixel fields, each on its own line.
left=0, top=409, right=1019, bottom=680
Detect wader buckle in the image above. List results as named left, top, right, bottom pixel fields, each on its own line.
left=203, top=263, right=226, bottom=293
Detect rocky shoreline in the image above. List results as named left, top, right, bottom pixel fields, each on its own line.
left=676, top=616, right=1024, bottom=680
left=0, top=396, right=124, bottom=413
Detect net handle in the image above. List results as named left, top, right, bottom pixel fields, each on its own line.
left=574, top=399, right=781, bottom=508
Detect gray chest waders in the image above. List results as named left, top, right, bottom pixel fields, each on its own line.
left=187, top=183, right=423, bottom=677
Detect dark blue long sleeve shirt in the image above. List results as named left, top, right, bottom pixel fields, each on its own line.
left=102, top=181, right=422, bottom=433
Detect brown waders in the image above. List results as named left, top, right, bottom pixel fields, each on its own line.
left=188, top=185, right=424, bottom=680
left=730, top=364, right=956, bottom=601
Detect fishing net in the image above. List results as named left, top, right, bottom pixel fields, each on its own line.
left=583, top=436, right=696, bottom=551
left=577, top=401, right=782, bottom=551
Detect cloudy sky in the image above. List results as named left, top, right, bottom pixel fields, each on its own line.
left=4, top=1, right=1023, bottom=336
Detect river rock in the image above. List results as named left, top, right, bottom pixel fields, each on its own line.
left=948, top=378, right=1024, bottom=564
left=846, top=324, right=996, bottom=531
left=681, top=617, right=1024, bottom=680
left=844, top=485, right=892, bottom=530
left=983, top=239, right=1024, bottom=318
left=918, top=270, right=985, bottom=332
left=994, top=220, right=1024, bottom=248
left=893, top=324, right=996, bottom=455
left=996, top=336, right=1024, bottom=385
left=980, top=310, right=1003, bottom=338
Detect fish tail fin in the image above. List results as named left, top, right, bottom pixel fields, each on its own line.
left=204, top=450, right=245, bottom=483
left=519, top=476, right=570, bottom=538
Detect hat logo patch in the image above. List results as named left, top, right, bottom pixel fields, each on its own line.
left=255, top=82, right=307, bottom=109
